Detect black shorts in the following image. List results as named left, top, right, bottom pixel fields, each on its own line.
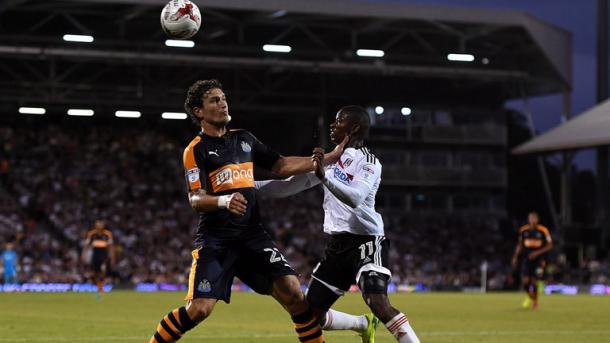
left=521, top=257, right=546, bottom=279
left=312, top=233, right=391, bottom=295
left=185, top=228, right=297, bottom=303
left=91, top=249, right=108, bottom=273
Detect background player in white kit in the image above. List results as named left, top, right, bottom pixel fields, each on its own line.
left=256, top=105, right=421, bottom=343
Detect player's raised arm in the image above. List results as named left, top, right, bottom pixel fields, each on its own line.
left=270, top=136, right=348, bottom=177
left=254, top=172, right=321, bottom=198
left=313, top=151, right=379, bottom=208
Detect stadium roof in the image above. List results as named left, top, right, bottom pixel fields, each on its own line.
left=512, top=99, right=610, bottom=155
left=0, top=0, right=571, bottom=116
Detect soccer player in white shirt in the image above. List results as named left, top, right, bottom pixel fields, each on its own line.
left=256, top=106, right=421, bottom=343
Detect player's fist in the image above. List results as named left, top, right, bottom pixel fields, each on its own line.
left=312, top=148, right=325, bottom=180
left=228, top=192, right=248, bottom=216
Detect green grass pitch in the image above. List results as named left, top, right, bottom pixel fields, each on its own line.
left=0, top=291, right=609, bottom=342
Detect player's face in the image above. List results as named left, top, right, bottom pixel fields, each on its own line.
left=94, top=220, right=105, bottom=230
left=329, top=111, right=355, bottom=144
left=197, top=88, right=230, bottom=127
left=528, top=213, right=539, bottom=226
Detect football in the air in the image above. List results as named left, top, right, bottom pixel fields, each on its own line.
left=160, top=0, right=202, bottom=39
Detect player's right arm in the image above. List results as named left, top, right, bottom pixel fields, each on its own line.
left=188, top=190, right=247, bottom=215
left=81, top=231, right=92, bottom=265
left=511, top=227, right=524, bottom=268
left=254, top=173, right=321, bottom=198
left=183, top=140, right=247, bottom=216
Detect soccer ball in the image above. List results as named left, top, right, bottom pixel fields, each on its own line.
left=160, top=0, right=202, bottom=40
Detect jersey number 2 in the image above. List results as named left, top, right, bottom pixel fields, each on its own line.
left=264, top=248, right=287, bottom=263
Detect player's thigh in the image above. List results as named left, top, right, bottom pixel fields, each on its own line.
left=185, top=240, right=240, bottom=304
left=234, top=255, right=274, bottom=295
left=239, top=229, right=298, bottom=282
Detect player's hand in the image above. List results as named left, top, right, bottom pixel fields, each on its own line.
left=325, top=135, right=349, bottom=165
left=312, top=148, right=325, bottom=180
left=511, top=257, right=517, bottom=268
left=228, top=192, right=248, bottom=216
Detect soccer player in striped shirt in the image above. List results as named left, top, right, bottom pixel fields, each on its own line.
left=148, top=79, right=347, bottom=343
left=511, top=211, right=553, bottom=309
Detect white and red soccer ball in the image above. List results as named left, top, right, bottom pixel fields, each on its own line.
left=160, top=0, right=202, bottom=39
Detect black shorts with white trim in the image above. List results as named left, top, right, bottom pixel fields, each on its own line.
left=311, top=233, right=391, bottom=295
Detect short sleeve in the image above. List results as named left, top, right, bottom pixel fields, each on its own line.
left=540, top=226, right=552, bottom=243
left=183, top=138, right=206, bottom=193
left=247, top=131, right=281, bottom=171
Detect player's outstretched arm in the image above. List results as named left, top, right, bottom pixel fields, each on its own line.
left=270, top=136, right=348, bottom=177
left=312, top=152, right=375, bottom=208
left=255, top=173, right=321, bottom=198
left=188, top=190, right=248, bottom=216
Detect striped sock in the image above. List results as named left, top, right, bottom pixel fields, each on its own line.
left=292, top=308, right=325, bottom=343
left=149, top=307, right=196, bottom=343
left=385, top=313, right=420, bottom=343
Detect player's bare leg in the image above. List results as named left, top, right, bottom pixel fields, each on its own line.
left=530, top=276, right=540, bottom=309
left=147, top=298, right=211, bottom=343
left=522, top=276, right=534, bottom=309
left=272, top=275, right=325, bottom=343
left=358, top=272, right=420, bottom=343
left=363, top=293, right=420, bottom=343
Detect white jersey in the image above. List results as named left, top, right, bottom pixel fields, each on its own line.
left=322, top=147, right=384, bottom=236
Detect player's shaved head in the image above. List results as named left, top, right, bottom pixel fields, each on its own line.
left=338, top=105, right=370, bottom=140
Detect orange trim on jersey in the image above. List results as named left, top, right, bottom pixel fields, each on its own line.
left=523, top=238, right=544, bottom=248
left=183, top=136, right=203, bottom=192
left=92, top=240, right=109, bottom=248
left=207, top=162, right=254, bottom=193
left=538, top=225, right=552, bottom=242
left=185, top=248, right=200, bottom=301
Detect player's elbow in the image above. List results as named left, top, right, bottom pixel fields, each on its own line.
left=271, top=158, right=291, bottom=178
left=345, top=196, right=361, bottom=208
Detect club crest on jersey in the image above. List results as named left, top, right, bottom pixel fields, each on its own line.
left=241, top=141, right=252, bottom=153
left=198, top=279, right=211, bottom=293
left=362, top=165, right=375, bottom=179
left=334, top=167, right=353, bottom=184
left=343, top=158, right=353, bottom=168
left=186, top=168, right=200, bottom=183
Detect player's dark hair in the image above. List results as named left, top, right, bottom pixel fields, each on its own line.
left=339, top=105, right=370, bottom=139
left=184, top=79, right=223, bottom=126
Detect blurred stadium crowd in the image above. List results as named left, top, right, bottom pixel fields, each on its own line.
left=1, top=125, right=609, bottom=289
